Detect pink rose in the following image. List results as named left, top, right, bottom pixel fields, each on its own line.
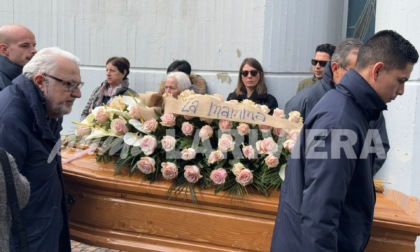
left=208, top=150, right=225, bottom=164
left=288, top=111, right=303, bottom=124
left=199, top=125, right=214, bottom=141
left=219, top=120, right=233, bottom=133
left=288, top=130, right=300, bottom=141
left=128, top=105, right=142, bottom=120
left=110, top=118, right=129, bottom=135
left=184, top=165, right=202, bottom=183
left=178, top=90, right=196, bottom=100
left=226, top=99, right=239, bottom=105
left=160, top=113, right=176, bottom=127
left=95, top=107, right=108, bottom=125
left=143, top=118, right=158, bottom=133
left=258, top=124, right=273, bottom=132
left=109, top=96, right=126, bottom=110
left=256, top=137, right=278, bottom=155
left=242, top=145, right=255, bottom=160
left=236, top=123, right=250, bottom=136
left=210, top=168, right=228, bottom=185
left=273, top=108, right=285, bottom=118
left=283, top=139, right=296, bottom=153
left=139, top=135, right=157, bottom=155
left=161, top=162, right=178, bottom=180
left=181, top=122, right=195, bottom=136
left=241, top=99, right=255, bottom=106
left=136, top=157, right=156, bottom=174
left=273, top=128, right=287, bottom=138
left=75, top=126, right=91, bottom=136
left=235, top=168, right=253, bottom=186
left=231, top=162, right=245, bottom=176
left=218, top=134, right=235, bottom=152
left=161, top=135, right=176, bottom=152
left=260, top=105, right=270, bottom=114
left=181, top=148, right=196, bottom=160
left=265, top=155, right=279, bottom=168
left=74, top=125, right=92, bottom=136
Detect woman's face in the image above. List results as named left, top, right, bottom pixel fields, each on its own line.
left=165, top=77, right=181, bottom=98
left=241, top=64, right=261, bottom=90
left=106, top=63, right=126, bottom=86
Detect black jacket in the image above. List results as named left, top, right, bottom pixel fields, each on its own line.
left=0, top=55, right=22, bottom=91
left=285, top=62, right=335, bottom=119
left=271, top=69, right=387, bottom=251
left=227, top=87, right=278, bottom=114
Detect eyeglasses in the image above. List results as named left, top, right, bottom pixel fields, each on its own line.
left=241, top=70, right=260, bottom=77
left=340, top=64, right=348, bottom=72
left=311, top=59, right=329, bottom=67
left=43, top=73, right=84, bottom=91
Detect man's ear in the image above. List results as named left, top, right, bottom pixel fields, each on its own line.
left=331, top=61, right=340, bottom=73
left=33, top=74, right=46, bottom=92
left=372, top=62, right=384, bottom=81
left=0, top=43, right=8, bottom=56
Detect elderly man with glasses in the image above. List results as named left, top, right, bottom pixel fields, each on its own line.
left=0, top=47, right=83, bottom=251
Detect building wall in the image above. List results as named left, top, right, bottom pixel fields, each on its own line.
left=0, top=0, right=346, bottom=134
left=373, top=0, right=420, bottom=248
left=3, top=0, right=420, bottom=248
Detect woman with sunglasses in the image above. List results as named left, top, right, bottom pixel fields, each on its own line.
left=81, top=56, right=136, bottom=119
left=227, top=57, right=278, bottom=114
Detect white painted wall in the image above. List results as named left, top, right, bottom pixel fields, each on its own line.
left=373, top=0, right=420, bottom=249
left=0, top=0, right=346, bottom=134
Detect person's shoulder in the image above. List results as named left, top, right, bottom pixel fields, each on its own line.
left=286, top=86, right=313, bottom=111
left=307, top=89, right=361, bottom=129
left=266, top=93, right=277, bottom=100
left=297, top=77, right=315, bottom=88
left=226, top=92, right=236, bottom=100
left=298, top=77, right=314, bottom=85
left=0, top=73, right=13, bottom=90
left=125, top=87, right=137, bottom=95
left=190, top=73, right=207, bottom=94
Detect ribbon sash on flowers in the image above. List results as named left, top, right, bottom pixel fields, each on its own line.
left=164, top=96, right=301, bottom=131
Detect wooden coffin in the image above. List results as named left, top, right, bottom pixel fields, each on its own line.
left=62, top=150, right=420, bottom=251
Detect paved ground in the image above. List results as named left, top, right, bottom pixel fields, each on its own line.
left=71, top=240, right=126, bottom=252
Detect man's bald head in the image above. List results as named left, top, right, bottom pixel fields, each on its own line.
left=0, top=24, right=37, bottom=66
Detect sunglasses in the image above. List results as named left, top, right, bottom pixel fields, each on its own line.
left=241, top=70, right=260, bottom=77
left=311, top=59, right=329, bottom=67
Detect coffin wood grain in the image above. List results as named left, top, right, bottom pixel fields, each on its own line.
left=62, top=150, right=420, bottom=251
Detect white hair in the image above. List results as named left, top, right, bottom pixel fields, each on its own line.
left=23, top=47, right=80, bottom=79
left=166, top=71, right=191, bottom=91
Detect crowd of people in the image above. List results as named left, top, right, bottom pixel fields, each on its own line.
left=0, top=22, right=419, bottom=252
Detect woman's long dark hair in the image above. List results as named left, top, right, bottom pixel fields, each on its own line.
left=234, top=57, right=267, bottom=96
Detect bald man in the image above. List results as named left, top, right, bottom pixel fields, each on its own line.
left=0, top=24, right=37, bottom=91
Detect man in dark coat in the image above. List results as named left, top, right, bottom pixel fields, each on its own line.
left=0, top=24, right=37, bottom=91
left=271, top=30, right=418, bottom=251
left=0, top=47, right=83, bottom=251
left=285, top=38, right=389, bottom=175
left=296, top=43, right=336, bottom=93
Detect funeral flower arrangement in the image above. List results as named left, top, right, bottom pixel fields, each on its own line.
left=68, top=90, right=302, bottom=200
